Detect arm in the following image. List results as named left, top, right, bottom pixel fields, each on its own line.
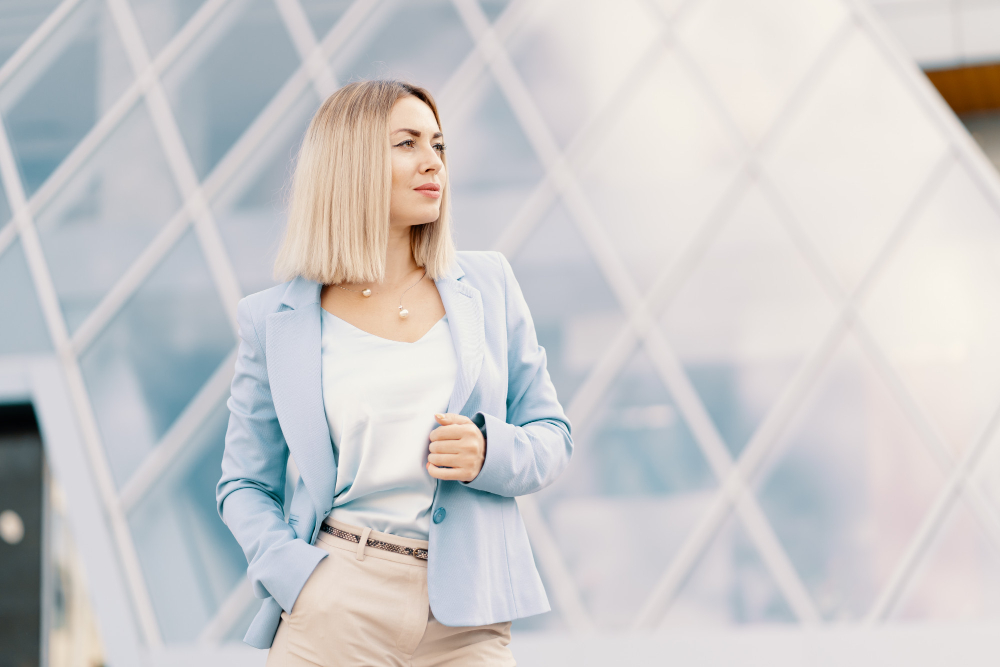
left=216, top=298, right=325, bottom=613
left=463, top=252, right=573, bottom=497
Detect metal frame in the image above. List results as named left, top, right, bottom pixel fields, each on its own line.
left=2, top=0, right=1000, bottom=660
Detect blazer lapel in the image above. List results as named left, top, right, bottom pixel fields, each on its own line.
left=436, top=265, right=485, bottom=415
left=265, top=277, right=336, bottom=515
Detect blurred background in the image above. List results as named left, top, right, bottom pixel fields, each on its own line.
left=3, top=0, right=1000, bottom=665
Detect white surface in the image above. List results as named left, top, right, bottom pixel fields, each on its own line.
left=511, top=623, right=1000, bottom=666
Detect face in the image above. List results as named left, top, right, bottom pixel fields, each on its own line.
left=388, top=95, right=447, bottom=230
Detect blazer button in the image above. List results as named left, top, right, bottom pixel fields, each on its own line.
left=433, top=507, right=447, bottom=524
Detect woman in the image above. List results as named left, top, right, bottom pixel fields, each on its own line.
left=216, top=80, right=573, bottom=665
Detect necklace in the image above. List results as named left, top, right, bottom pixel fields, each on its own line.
left=335, top=267, right=426, bottom=319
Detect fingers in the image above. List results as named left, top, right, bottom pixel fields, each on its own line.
left=426, top=461, right=471, bottom=482
left=429, top=423, right=476, bottom=442
left=428, top=440, right=462, bottom=454
left=434, top=412, right=473, bottom=426
left=427, top=452, right=462, bottom=467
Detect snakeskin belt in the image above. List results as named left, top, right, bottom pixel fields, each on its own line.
left=321, top=523, right=429, bottom=561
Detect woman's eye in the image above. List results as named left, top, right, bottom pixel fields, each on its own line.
left=395, top=139, right=415, bottom=148
left=434, top=143, right=446, bottom=153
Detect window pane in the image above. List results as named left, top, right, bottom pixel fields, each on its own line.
left=299, top=0, right=353, bottom=41
left=508, top=201, right=624, bottom=407
left=331, top=0, right=473, bottom=93
left=576, top=50, right=744, bottom=286
left=161, top=0, right=300, bottom=180
left=448, top=74, right=546, bottom=251
left=505, top=0, right=659, bottom=149
left=0, top=240, right=52, bottom=354
left=661, top=185, right=838, bottom=458
left=0, top=1, right=63, bottom=69
left=0, top=0, right=133, bottom=197
left=538, top=347, right=716, bottom=628
left=129, top=0, right=205, bottom=58
left=892, top=502, right=1000, bottom=621
left=676, top=0, right=849, bottom=144
left=211, top=88, right=317, bottom=296
left=35, top=100, right=183, bottom=333
left=863, top=163, right=1000, bottom=456
left=762, top=28, right=949, bottom=293
left=756, top=335, right=945, bottom=620
left=128, top=401, right=247, bottom=643
left=663, top=514, right=796, bottom=626
left=79, top=230, right=235, bottom=488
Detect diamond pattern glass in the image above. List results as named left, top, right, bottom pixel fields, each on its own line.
left=661, top=185, right=839, bottom=457
left=892, top=503, right=1000, bottom=621
left=448, top=74, right=547, bottom=251
left=7, top=0, right=1000, bottom=655
left=298, top=0, right=353, bottom=40
left=756, top=335, right=945, bottom=620
left=331, top=0, right=473, bottom=93
left=34, top=99, right=182, bottom=333
left=479, top=0, right=514, bottom=23
left=0, top=240, right=52, bottom=353
left=663, top=515, right=796, bottom=625
left=762, top=27, right=950, bottom=293
left=0, top=0, right=133, bottom=197
left=78, top=229, right=235, bottom=488
left=676, top=0, right=849, bottom=145
left=540, top=347, right=716, bottom=628
left=0, top=1, right=63, bottom=67
left=863, top=163, right=1000, bottom=456
left=577, top=49, right=744, bottom=286
left=212, top=87, right=318, bottom=296
left=508, top=201, right=624, bottom=407
left=128, top=400, right=247, bottom=642
left=129, top=0, right=206, bottom=58
left=505, top=0, right=659, bottom=149
left=161, top=0, right=300, bottom=180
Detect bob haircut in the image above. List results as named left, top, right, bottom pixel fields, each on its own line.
left=273, top=80, right=455, bottom=284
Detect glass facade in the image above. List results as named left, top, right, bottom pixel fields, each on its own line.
left=2, top=0, right=1000, bottom=663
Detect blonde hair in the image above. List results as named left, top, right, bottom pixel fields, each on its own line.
left=273, top=80, right=455, bottom=284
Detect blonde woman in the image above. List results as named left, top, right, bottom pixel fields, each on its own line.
left=216, top=80, right=573, bottom=665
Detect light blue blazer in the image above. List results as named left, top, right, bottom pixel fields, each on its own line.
left=216, top=250, right=573, bottom=649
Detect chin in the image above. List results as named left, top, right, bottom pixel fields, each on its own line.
left=414, top=206, right=442, bottom=225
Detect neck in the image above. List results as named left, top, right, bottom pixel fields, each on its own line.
left=382, top=225, right=419, bottom=286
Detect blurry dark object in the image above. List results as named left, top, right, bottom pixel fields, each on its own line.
left=0, top=403, right=42, bottom=667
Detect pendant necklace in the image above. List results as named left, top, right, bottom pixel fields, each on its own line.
left=336, top=267, right=426, bottom=319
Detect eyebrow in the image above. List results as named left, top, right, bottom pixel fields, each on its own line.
left=392, top=128, right=444, bottom=139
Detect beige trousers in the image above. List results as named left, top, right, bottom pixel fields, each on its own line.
left=266, top=519, right=516, bottom=667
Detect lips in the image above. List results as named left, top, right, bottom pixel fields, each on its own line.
left=414, top=183, right=441, bottom=198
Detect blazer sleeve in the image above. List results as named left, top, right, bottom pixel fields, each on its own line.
left=216, top=298, right=326, bottom=614
left=463, top=252, right=573, bottom=497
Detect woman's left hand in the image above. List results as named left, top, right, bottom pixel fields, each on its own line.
left=427, top=413, right=485, bottom=482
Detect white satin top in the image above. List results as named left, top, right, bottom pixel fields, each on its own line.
left=319, top=308, right=458, bottom=540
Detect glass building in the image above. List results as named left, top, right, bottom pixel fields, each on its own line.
left=2, top=0, right=1000, bottom=664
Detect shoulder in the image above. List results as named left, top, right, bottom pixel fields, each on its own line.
left=454, top=250, right=510, bottom=287
left=236, top=280, right=295, bottom=341
left=242, top=281, right=291, bottom=316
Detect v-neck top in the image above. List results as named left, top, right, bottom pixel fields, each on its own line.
left=319, top=309, right=458, bottom=539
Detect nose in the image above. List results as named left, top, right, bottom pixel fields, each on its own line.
left=421, top=146, right=444, bottom=174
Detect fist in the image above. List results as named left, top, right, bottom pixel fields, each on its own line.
left=426, top=413, right=485, bottom=482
